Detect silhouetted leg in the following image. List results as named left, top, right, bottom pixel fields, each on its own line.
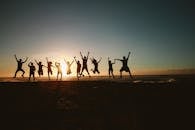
left=97, top=69, right=100, bottom=74
left=111, top=71, right=115, bottom=78
left=38, top=71, right=40, bottom=77
left=48, top=71, right=50, bottom=80
left=80, top=68, right=84, bottom=76
left=14, top=69, right=19, bottom=78
left=21, top=69, right=25, bottom=77
left=86, top=68, right=91, bottom=77
left=60, top=73, right=62, bottom=80
left=128, top=70, right=133, bottom=79
left=33, top=73, right=35, bottom=81
left=57, top=73, right=59, bottom=80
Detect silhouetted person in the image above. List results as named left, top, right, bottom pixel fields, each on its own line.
left=13, top=54, right=28, bottom=78
left=80, top=51, right=90, bottom=77
left=115, top=52, right=133, bottom=79
left=74, top=56, right=81, bottom=80
left=108, top=57, right=116, bottom=78
left=28, top=62, right=36, bottom=81
left=91, top=57, right=102, bottom=74
left=46, top=57, right=53, bottom=80
left=55, top=62, right=62, bottom=80
left=35, top=60, right=45, bottom=77
left=64, top=58, right=74, bottom=75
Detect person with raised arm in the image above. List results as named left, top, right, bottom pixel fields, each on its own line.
left=115, top=52, right=133, bottom=79
left=74, top=56, right=81, bottom=80
left=13, top=54, right=28, bottom=78
left=91, top=57, right=102, bottom=74
left=108, top=57, right=116, bottom=78
left=64, top=58, right=74, bottom=75
left=28, top=62, right=36, bottom=81
left=80, top=51, right=90, bottom=77
left=46, top=57, right=53, bottom=80
left=55, top=62, right=62, bottom=80
left=35, top=60, right=46, bottom=77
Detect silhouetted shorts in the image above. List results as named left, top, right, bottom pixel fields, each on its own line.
left=120, top=66, right=130, bottom=72
left=38, top=70, right=43, bottom=75
left=109, top=68, right=113, bottom=72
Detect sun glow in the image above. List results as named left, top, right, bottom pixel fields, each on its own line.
left=60, top=59, right=67, bottom=76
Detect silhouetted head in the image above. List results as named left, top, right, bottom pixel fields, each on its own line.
left=39, top=62, right=42, bottom=64
left=77, top=61, right=80, bottom=64
left=67, top=61, right=70, bottom=65
left=123, top=56, right=126, bottom=60
left=84, top=56, right=86, bottom=59
left=31, top=62, right=33, bottom=66
left=109, top=60, right=111, bottom=64
left=19, top=59, right=22, bottom=62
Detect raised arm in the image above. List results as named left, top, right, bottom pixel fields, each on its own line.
left=46, top=57, right=49, bottom=62
left=74, top=56, right=77, bottom=63
left=114, top=58, right=122, bottom=61
left=80, top=52, right=83, bottom=59
left=87, top=52, right=90, bottom=59
left=23, top=57, right=28, bottom=63
left=28, top=62, right=31, bottom=67
left=98, top=57, right=102, bottom=63
left=127, top=52, right=131, bottom=60
left=35, top=60, right=38, bottom=65
left=14, top=54, right=18, bottom=61
left=70, top=59, right=74, bottom=66
left=113, top=59, right=116, bottom=64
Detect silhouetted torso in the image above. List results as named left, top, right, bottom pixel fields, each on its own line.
left=48, top=62, right=52, bottom=71
left=122, top=59, right=128, bottom=67
left=29, top=65, right=35, bottom=74
left=17, top=61, right=23, bottom=70
left=83, top=58, right=87, bottom=67
left=56, top=65, right=62, bottom=73
left=109, top=62, right=113, bottom=70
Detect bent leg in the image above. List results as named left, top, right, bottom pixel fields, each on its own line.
left=21, top=69, right=25, bottom=77
left=14, top=69, right=19, bottom=78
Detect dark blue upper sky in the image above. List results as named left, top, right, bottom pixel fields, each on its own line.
left=0, top=0, right=194, bottom=76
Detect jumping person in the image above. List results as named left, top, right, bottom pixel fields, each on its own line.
left=108, top=57, right=116, bottom=78
left=46, top=57, right=53, bottom=80
left=80, top=51, right=90, bottom=77
left=35, top=60, right=45, bottom=77
left=74, top=56, right=81, bottom=80
left=28, top=62, right=36, bottom=81
left=91, top=57, right=102, bottom=74
left=13, top=54, right=28, bottom=78
left=115, top=52, right=133, bottom=79
left=55, top=62, right=62, bottom=80
left=64, top=58, right=74, bottom=75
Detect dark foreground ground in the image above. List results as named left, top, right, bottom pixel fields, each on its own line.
left=0, top=75, right=194, bottom=130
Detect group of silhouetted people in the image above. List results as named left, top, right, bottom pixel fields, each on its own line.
left=13, top=52, right=133, bottom=81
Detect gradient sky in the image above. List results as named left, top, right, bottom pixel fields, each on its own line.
left=0, top=0, right=194, bottom=77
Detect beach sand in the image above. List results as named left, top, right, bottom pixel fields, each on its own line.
left=0, top=75, right=194, bottom=130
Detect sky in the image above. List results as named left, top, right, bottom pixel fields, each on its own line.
left=0, top=0, right=194, bottom=77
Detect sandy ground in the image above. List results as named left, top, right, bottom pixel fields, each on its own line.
left=0, top=75, right=194, bottom=130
